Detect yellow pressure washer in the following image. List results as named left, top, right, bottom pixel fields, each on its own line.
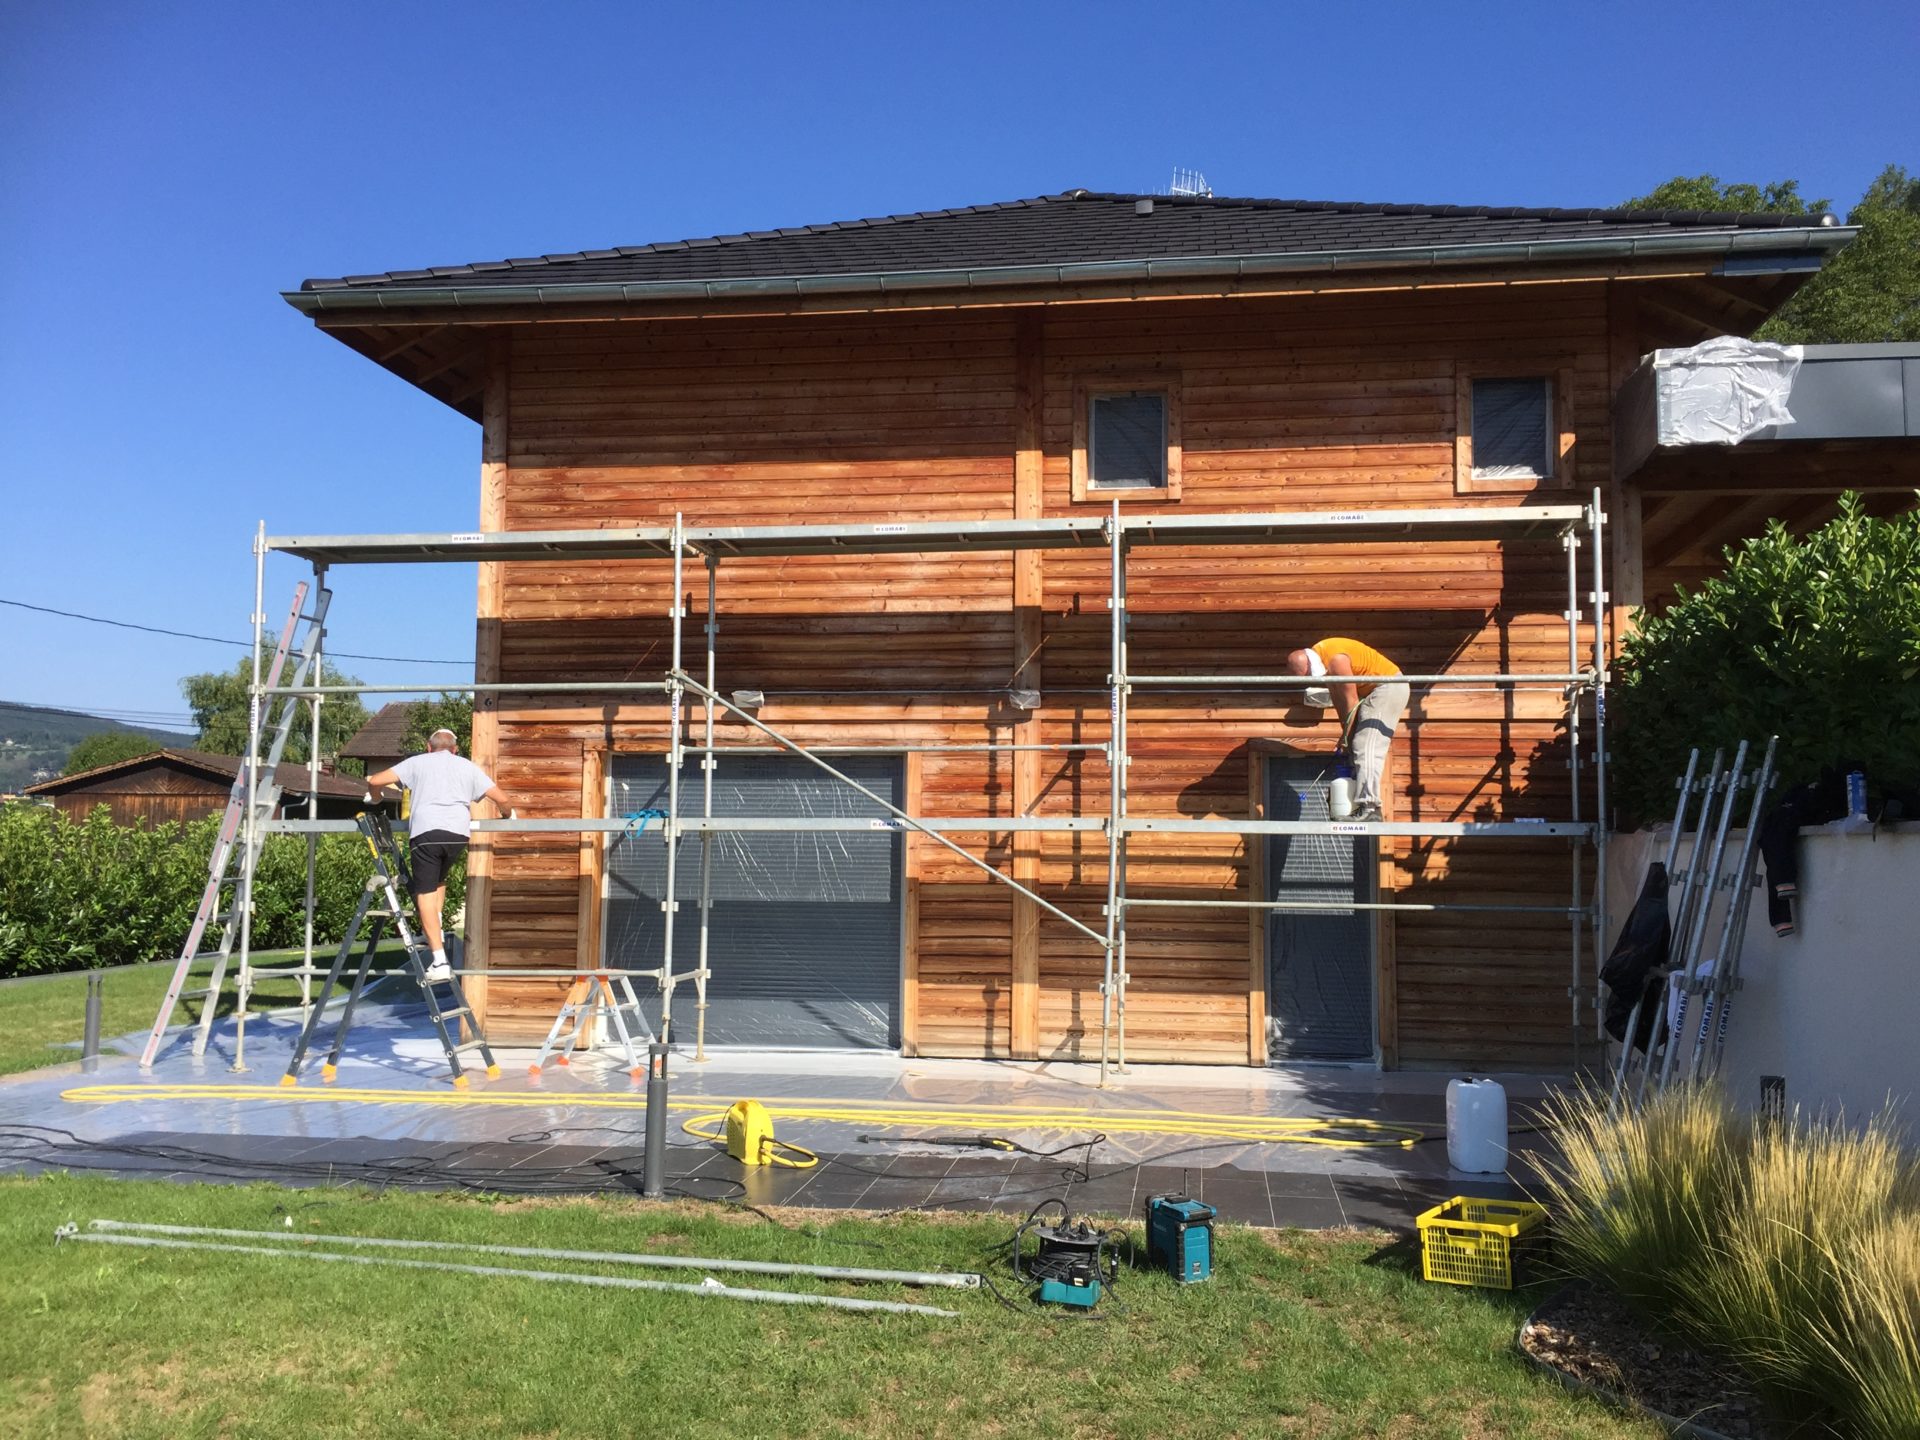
left=683, top=1099, right=819, bottom=1169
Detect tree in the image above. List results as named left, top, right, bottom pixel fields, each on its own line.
left=62, top=731, right=160, bottom=776
left=1623, top=166, right=1919, bottom=343
left=1767, top=166, right=1920, bottom=344
left=1611, top=496, right=1920, bottom=823
left=181, top=652, right=370, bottom=769
left=399, top=693, right=474, bottom=755
left=1623, top=174, right=1826, bottom=217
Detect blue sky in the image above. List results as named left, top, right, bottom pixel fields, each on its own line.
left=2, top=0, right=1912, bottom=726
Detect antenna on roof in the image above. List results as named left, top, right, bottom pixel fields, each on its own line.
left=1167, top=167, right=1213, bottom=198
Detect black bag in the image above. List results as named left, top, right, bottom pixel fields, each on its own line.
left=1602, top=861, right=1671, bottom=1052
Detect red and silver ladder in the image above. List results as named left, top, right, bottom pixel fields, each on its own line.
left=139, top=580, right=331, bottom=1069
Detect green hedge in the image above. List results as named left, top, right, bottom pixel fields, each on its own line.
left=0, top=804, right=465, bottom=978
left=1612, top=495, right=1920, bottom=824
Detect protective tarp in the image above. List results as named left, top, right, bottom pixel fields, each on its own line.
left=1654, top=336, right=1803, bottom=446
left=604, top=753, right=904, bottom=1051
left=1266, top=755, right=1375, bottom=1062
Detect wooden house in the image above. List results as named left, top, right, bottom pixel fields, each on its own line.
left=28, top=749, right=371, bottom=827
left=340, top=702, right=420, bottom=782
left=284, top=190, right=1861, bottom=1069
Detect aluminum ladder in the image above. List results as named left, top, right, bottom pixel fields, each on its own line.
left=529, top=971, right=651, bottom=1081
left=280, top=811, right=500, bottom=1088
left=139, top=581, right=330, bottom=1069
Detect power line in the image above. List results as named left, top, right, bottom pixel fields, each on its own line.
left=0, top=596, right=473, bottom=667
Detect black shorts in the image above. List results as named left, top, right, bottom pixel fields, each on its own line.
left=407, top=830, right=468, bottom=894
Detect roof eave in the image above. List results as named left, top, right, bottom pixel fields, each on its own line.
left=283, top=226, right=1859, bottom=315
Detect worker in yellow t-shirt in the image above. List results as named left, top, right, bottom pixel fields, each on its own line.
left=1284, top=638, right=1409, bottom=823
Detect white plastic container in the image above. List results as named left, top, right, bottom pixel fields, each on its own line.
left=1328, top=775, right=1355, bottom=819
left=1445, top=1078, right=1509, bottom=1173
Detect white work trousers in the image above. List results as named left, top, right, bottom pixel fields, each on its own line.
left=1348, top=681, right=1409, bottom=809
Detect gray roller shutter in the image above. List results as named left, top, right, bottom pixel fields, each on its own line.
left=604, top=753, right=904, bottom=1050
left=1266, top=754, right=1377, bottom=1063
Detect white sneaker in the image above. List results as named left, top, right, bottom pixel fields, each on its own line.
left=422, top=958, right=452, bottom=984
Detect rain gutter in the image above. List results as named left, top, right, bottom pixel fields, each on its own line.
left=283, top=225, right=1857, bottom=315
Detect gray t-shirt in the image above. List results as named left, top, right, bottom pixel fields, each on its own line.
left=390, top=751, right=496, bottom=838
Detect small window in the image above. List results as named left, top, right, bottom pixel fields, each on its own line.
left=1471, top=378, right=1552, bottom=479
left=1090, top=392, right=1166, bottom=489
left=1454, top=365, right=1574, bottom=492
left=1073, top=374, right=1183, bottom=502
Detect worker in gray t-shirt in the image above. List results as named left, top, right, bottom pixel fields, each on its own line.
left=366, top=729, right=515, bottom=982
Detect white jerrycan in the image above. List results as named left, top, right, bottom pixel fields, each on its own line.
left=1445, top=1078, right=1509, bottom=1173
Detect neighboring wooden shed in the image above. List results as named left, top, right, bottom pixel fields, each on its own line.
left=284, top=189, right=1861, bottom=1069
left=27, top=749, right=371, bottom=827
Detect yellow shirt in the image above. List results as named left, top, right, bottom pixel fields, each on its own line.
left=1312, top=638, right=1400, bottom=698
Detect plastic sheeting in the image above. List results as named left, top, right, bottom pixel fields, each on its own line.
left=605, top=754, right=904, bottom=1051
left=6, top=1002, right=1565, bottom=1186
left=1652, top=336, right=1803, bottom=446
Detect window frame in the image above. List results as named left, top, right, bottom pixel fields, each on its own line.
left=1072, top=373, right=1183, bottom=502
left=1453, top=365, right=1576, bottom=493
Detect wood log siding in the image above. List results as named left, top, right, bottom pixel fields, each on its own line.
left=475, top=285, right=1618, bottom=1067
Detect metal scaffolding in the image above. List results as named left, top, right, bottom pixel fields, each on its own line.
left=243, top=496, right=1608, bottom=1083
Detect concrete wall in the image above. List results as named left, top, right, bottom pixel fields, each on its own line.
left=1606, top=826, right=1919, bottom=1137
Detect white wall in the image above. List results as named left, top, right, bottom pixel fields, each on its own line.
left=1606, top=827, right=1919, bottom=1137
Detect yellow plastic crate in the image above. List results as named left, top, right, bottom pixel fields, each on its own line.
left=1416, top=1196, right=1549, bottom=1289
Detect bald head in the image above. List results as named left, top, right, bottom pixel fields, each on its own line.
left=1285, top=649, right=1315, bottom=675
left=428, top=729, right=459, bottom=753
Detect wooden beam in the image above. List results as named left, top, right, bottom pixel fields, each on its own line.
left=1643, top=496, right=1727, bottom=571
left=465, top=334, right=509, bottom=1031
left=375, top=324, right=451, bottom=363
left=1606, top=283, right=1647, bottom=642
left=1246, top=748, right=1268, bottom=1066
left=1009, top=310, right=1043, bottom=1060
left=573, top=745, right=608, bottom=1046
left=900, top=750, right=923, bottom=1057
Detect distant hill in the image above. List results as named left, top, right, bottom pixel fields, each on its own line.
left=0, top=702, right=198, bottom=793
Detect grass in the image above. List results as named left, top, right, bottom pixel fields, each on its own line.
left=0, top=1173, right=1658, bottom=1440
left=0, top=944, right=408, bottom=1078
left=1538, top=1085, right=1920, bottom=1439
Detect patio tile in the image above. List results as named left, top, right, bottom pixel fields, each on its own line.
left=1268, top=1196, right=1349, bottom=1231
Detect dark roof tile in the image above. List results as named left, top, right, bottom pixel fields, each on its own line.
left=299, top=189, right=1840, bottom=297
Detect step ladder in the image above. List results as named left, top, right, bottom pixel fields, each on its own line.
left=281, top=811, right=500, bottom=1088
left=140, top=581, right=331, bottom=1070
left=529, top=971, right=652, bottom=1080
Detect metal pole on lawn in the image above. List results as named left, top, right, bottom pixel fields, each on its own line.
left=302, top=562, right=326, bottom=1019
left=232, top=523, right=268, bottom=1073
left=1565, top=525, right=1583, bottom=1071
left=657, top=515, right=685, bottom=1046
left=642, top=1039, right=669, bottom=1198
left=694, top=554, right=717, bottom=1062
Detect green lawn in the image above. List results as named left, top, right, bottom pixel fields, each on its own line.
left=0, top=946, right=407, bottom=1078
left=0, top=1173, right=1654, bottom=1440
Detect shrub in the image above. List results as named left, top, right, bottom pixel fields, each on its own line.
left=1611, top=495, right=1920, bottom=823
left=1540, top=1086, right=1920, bottom=1439
left=0, top=803, right=469, bottom=976
left=1538, top=1085, right=1746, bottom=1314
left=1683, top=1109, right=1918, bottom=1430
